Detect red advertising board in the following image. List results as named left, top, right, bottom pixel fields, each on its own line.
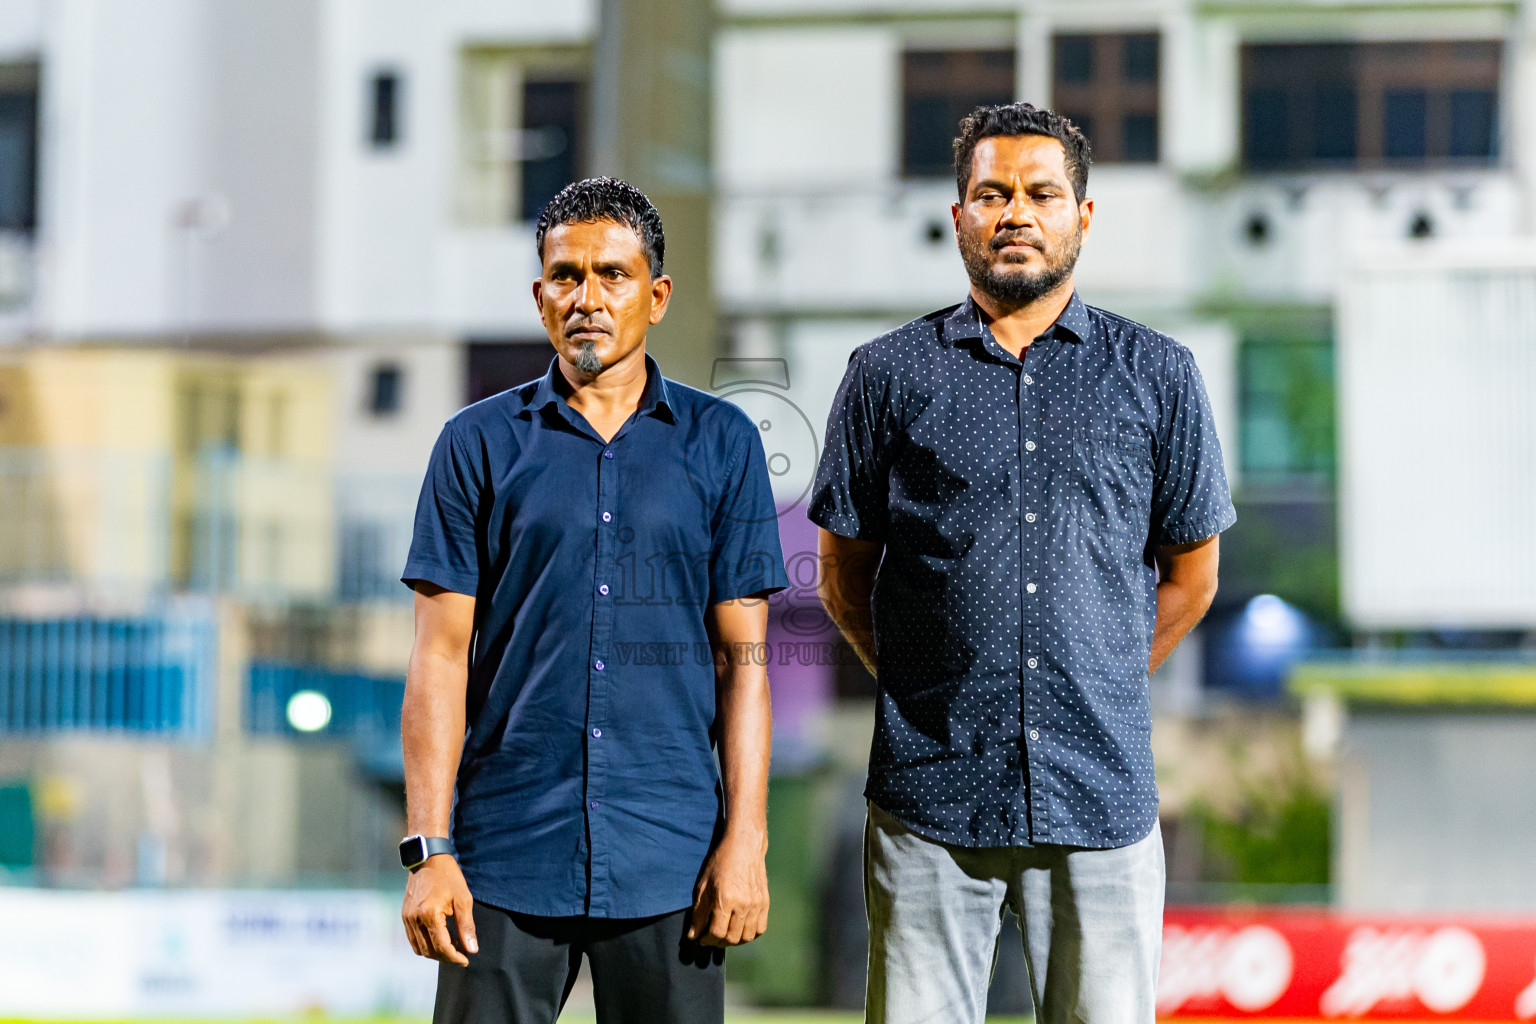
left=1159, top=908, right=1536, bottom=1020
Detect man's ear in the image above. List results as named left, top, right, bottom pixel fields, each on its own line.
left=951, top=201, right=962, bottom=232
left=533, top=278, right=545, bottom=313
left=648, top=275, right=673, bottom=326
left=1077, top=196, right=1095, bottom=242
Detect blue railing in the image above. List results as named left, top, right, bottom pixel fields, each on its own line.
left=0, top=612, right=216, bottom=737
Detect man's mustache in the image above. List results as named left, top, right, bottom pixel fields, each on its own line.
left=991, top=231, right=1044, bottom=252
left=564, top=316, right=612, bottom=335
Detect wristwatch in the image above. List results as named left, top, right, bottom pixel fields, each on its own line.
left=399, top=834, right=453, bottom=870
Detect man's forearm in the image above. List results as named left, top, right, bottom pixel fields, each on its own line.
left=1149, top=537, right=1221, bottom=674
left=716, top=663, right=771, bottom=851
left=1149, top=580, right=1211, bottom=674
left=816, top=530, right=882, bottom=679
left=402, top=648, right=468, bottom=836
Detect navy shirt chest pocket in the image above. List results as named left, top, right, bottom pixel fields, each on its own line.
left=1052, top=425, right=1153, bottom=541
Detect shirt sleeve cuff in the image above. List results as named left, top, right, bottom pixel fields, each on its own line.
left=1156, top=505, right=1237, bottom=546
left=807, top=507, right=884, bottom=544
left=400, top=560, right=478, bottom=597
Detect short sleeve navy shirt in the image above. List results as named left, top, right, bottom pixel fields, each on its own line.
left=404, top=354, right=789, bottom=918
left=809, top=293, right=1235, bottom=850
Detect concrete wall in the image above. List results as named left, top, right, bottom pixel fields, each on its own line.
left=1335, top=711, right=1536, bottom=911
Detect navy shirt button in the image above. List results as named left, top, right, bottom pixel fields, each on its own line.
left=594, top=660, right=605, bottom=671
left=1026, top=582, right=1038, bottom=594
left=592, top=727, right=602, bottom=738
left=1023, top=373, right=1034, bottom=385
left=602, top=511, right=612, bottom=522
left=589, top=800, right=599, bottom=810
left=1025, top=440, right=1037, bottom=452
left=1027, top=657, right=1039, bottom=669
left=598, top=584, right=609, bottom=595
left=1025, top=512, right=1037, bottom=523
left=1029, top=729, right=1040, bottom=741
left=603, top=449, right=613, bottom=459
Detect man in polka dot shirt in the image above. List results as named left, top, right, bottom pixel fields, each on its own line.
left=810, top=103, right=1235, bottom=1024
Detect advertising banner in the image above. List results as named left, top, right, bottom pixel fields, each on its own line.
left=0, top=888, right=436, bottom=1018
left=1160, top=907, right=1536, bottom=1020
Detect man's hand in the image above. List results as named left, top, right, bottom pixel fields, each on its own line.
left=688, top=831, right=769, bottom=947
left=402, top=855, right=479, bottom=965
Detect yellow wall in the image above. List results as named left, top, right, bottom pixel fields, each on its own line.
left=0, top=348, right=336, bottom=598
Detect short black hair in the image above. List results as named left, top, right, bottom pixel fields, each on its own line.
left=952, top=103, right=1092, bottom=203
left=534, top=177, right=666, bottom=278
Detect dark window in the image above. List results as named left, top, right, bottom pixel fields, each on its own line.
left=466, top=341, right=553, bottom=406
left=1312, top=86, right=1357, bottom=161
left=1244, top=89, right=1288, bottom=167
left=1242, top=41, right=1501, bottom=169
left=1058, top=37, right=1094, bottom=84
left=1383, top=89, right=1427, bottom=159
left=1052, top=34, right=1160, bottom=164
left=520, top=78, right=584, bottom=222
left=369, top=71, right=401, bottom=148
left=1239, top=335, right=1336, bottom=485
left=368, top=363, right=403, bottom=416
left=0, top=67, right=38, bottom=233
left=1124, top=34, right=1159, bottom=82
left=1123, top=114, right=1159, bottom=162
left=1449, top=88, right=1498, bottom=157
left=902, top=49, right=1016, bottom=178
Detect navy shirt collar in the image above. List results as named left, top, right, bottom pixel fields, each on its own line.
left=525, top=351, right=676, bottom=424
left=941, top=290, right=1092, bottom=347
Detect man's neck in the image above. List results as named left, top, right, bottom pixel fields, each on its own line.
left=558, top=343, right=650, bottom=428
left=971, top=278, right=1075, bottom=358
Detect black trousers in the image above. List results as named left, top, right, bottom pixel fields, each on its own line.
left=432, top=904, right=725, bottom=1024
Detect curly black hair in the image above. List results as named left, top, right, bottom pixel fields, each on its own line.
left=534, top=177, right=666, bottom=278
left=952, top=103, right=1092, bottom=203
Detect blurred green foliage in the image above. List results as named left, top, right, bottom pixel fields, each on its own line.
left=1189, top=774, right=1332, bottom=885
left=725, top=775, right=821, bottom=1006
left=1239, top=336, right=1336, bottom=485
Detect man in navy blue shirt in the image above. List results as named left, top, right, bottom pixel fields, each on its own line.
left=812, top=105, right=1235, bottom=1023
left=399, top=178, right=788, bottom=1024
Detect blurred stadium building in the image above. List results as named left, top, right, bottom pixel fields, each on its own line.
left=0, top=0, right=1532, bottom=1012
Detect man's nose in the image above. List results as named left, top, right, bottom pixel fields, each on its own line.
left=573, top=274, right=603, bottom=313
left=998, top=194, right=1035, bottom=228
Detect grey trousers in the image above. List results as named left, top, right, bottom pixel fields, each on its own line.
left=864, top=802, right=1165, bottom=1024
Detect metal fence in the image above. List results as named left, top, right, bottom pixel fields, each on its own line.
left=0, top=611, right=216, bottom=736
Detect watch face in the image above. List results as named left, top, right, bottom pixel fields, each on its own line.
left=399, top=835, right=427, bottom=869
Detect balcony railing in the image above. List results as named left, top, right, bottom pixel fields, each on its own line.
left=0, top=610, right=216, bottom=737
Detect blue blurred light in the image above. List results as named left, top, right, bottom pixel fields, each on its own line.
left=1204, top=594, right=1318, bottom=698
left=1242, top=593, right=1306, bottom=650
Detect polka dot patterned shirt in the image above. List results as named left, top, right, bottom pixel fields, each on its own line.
left=808, top=292, right=1236, bottom=849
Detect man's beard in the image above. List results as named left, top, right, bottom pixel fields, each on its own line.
left=959, top=224, right=1082, bottom=308
left=572, top=339, right=604, bottom=375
